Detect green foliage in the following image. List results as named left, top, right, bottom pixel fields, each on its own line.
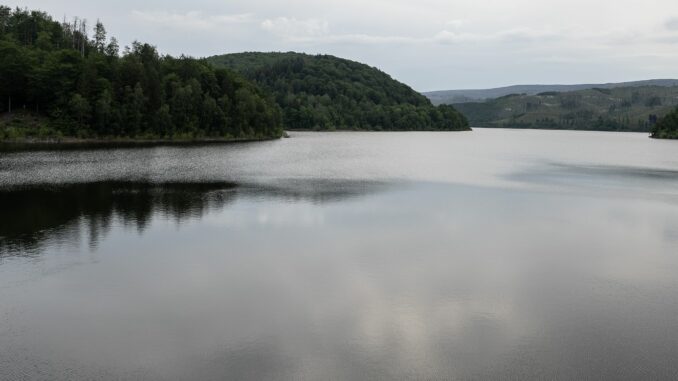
left=0, top=6, right=283, bottom=141
left=208, top=52, right=469, bottom=131
left=454, top=86, right=678, bottom=132
left=651, top=107, right=678, bottom=139
left=0, top=111, right=61, bottom=140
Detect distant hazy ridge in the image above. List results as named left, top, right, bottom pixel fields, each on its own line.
left=425, top=79, right=678, bottom=104
left=425, top=80, right=678, bottom=132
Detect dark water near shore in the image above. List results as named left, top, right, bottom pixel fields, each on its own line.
left=1, top=129, right=678, bottom=380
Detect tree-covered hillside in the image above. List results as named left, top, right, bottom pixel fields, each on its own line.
left=208, top=52, right=469, bottom=131
left=453, top=86, right=678, bottom=132
left=0, top=6, right=282, bottom=141
left=651, top=107, right=678, bottom=139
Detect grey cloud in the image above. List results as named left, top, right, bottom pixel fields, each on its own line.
left=12, top=0, right=678, bottom=90
left=655, top=35, right=678, bottom=44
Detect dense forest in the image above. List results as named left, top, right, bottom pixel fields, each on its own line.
left=652, top=107, right=678, bottom=139
left=208, top=52, right=469, bottom=131
left=0, top=6, right=283, bottom=141
left=452, top=86, right=678, bottom=132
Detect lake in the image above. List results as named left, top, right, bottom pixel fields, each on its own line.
left=1, top=129, right=678, bottom=380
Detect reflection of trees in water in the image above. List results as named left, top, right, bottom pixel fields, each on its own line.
left=0, top=179, right=389, bottom=258
left=0, top=182, right=237, bottom=257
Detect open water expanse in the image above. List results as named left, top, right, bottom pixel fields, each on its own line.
left=1, top=129, right=678, bottom=380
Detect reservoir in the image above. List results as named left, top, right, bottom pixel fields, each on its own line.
left=1, top=129, right=678, bottom=380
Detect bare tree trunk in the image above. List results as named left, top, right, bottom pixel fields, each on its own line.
left=8, top=95, right=11, bottom=113
left=72, top=18, right=78, bottom=50
left=81, top=19, right=87, bottom=57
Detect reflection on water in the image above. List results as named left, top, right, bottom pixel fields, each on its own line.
left=1, top=130, right=678, bottom=380
left=0, top=180, right=388, bottom=258
left=0, top=182, right=236, bottom=257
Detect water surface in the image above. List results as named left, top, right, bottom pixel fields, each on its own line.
left=1, top=129, right=678, bottom=380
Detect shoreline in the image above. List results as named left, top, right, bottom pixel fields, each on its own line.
left=283, top=128, right=472, bottom=132
left=0, top=135, right=285, bottom=151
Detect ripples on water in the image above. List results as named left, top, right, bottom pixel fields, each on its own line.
left=1, top=129, right=678, bottom=380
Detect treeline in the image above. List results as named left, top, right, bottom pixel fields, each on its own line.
left=0, top=6, right=283, bottom=140
left=489, top=117, right=647, bottom=132
left=208, top=52, right=469, bottom=131
left=456, top=102, right=656, bottom=132
left=652, top=107, right=678, bottom=139
left=453, top=86, right=678, bottom=133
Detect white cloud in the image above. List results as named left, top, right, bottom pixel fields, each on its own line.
left=261, top=17, right=330, bottom=40
left=322, top=34, right=419, bottom=44
left=260, top=17, right=423, bottom=44
left=257, top=17, right=560, bottom=47
left=667, top=17, right=678, bottom=31
left=434, top=30, right=480, bottom=44
left=434, top=28, right=560, bottom=45
left=445, top=19, right=468, bottom=30
left=131, top=10, right=253, bottom=30
left=496, top=28, right=561, bottom=43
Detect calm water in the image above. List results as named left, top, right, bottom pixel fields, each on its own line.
left=1, top=129, right=678, bottom=380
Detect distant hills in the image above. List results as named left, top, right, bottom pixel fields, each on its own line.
left=451, top=85, right=678, bottom=132
left=425, top=79, right=678, bottom=105
left=207, top=52, right=469, bottom=131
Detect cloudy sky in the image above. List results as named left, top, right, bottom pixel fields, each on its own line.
left=11, top=0, right=678, bottom=91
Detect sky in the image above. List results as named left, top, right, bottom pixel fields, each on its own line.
left=10, top=0, right=678, bottom=91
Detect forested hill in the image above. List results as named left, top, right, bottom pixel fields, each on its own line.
left=454, top=86, right=678, bottom=132
left=207, top=52, right=469, bottom=131
left=0, top=6, right=283, bottom=142
left=652, top=107, right=678, bottom=139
